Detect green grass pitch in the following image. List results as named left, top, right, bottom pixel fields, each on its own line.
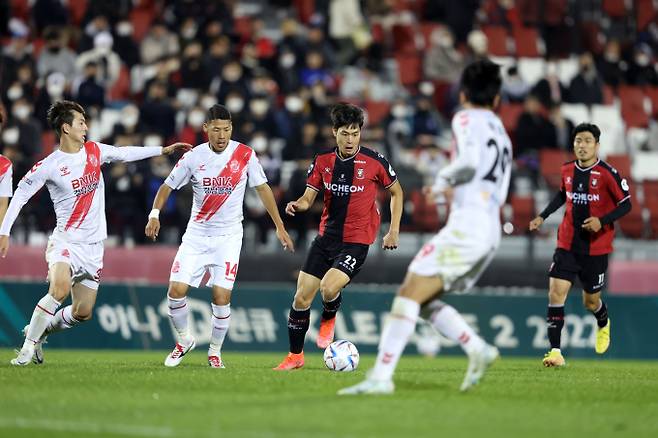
left=0, top=349, right=656, bottom=438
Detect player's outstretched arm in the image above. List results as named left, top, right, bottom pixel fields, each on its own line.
left=102, top=142, right=192, bottom=164
left=162, top=142, right=193, bottom=155
left=145, top=184, right=173, bottom=241
left=285, top=187, right=318, bottom=217
left=383, top=180, right=403, bottom=250
left=254, top=183, right=295, bottom=252
left=0, top=197, right=8, bottom=227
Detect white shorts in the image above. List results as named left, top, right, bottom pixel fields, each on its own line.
left=169, top=232, right=243, bottom=290
left=408, top=225, right=497, bottom=294
left=45, top=234, right=104, bottom=290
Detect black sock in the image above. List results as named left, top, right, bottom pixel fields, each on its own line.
left=547, top=305, right=565, bottom=350
left=592, top=300, right=609, bottom=328
left=321, top=293, right=342, bottom=321
left=287, top=307, right=310, bottom=354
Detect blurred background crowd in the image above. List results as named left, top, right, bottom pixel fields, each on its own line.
left=1, top=0, right=657, bottom=249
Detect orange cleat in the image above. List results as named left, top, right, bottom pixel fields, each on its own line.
left=273, top=352, right=304, bottom=370
left=316, top=318, right=336, bottom=349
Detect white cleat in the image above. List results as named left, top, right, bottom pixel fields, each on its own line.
left=208, top=355, right=225, bottom=368
left=22, top=325, right=45, bottom=365
left=10, top=345, right=35, bottom=366
left=338, top=378, right=395, bottom=395
left=460, top=344, right=499, bottom=392
left=164, top=339, right=196, bottom=367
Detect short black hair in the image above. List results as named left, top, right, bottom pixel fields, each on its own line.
left=207, top=104, right=231, bottom=122
left=330, top=103, right=364, bottom=130
left=572, top=122, right=601, bottom=142
left=47, top=100, right=85, bottom=138
left=460, top=59, right=502, bottom=107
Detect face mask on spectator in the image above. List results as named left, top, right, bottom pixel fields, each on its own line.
left=13, top=105, right=30, bottom=121
left=635, top=53, right=650, bottom=67
left=144, top=135, right=162, bottom=147
left=122, top=111, right=139, bottom=128
left=251, top=136, right=267, bottom=153
left=116, top=21, right=133, bottom=37
left=7, top=85, right=22, bottom=101
left=223, top=65, right=242, bottom=82
left=280, top=53, right=296, bottom=69
left=181, top=24, right=198, bottom=39
left=226, top=97, right=244, bottom=113
left=392, top=104, right=408, bottom=118
left=2, top=127, right=19, bottom=144
left=419, top=81, right=435, bottom=96
left=250, top=99, right=269, bottom=116
left=285, top=96, right=303, bottom=112
left=188, top=110, right=205, bottom=128
left=201, top=96, right=217, bottom=109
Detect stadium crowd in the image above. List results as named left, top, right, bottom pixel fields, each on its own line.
left=1, top=0, right=657, bottom=246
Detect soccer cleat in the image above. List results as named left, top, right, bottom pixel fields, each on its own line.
left=23, top=325, right=45, bottom=365
left=208, top=355, right=225, bottom=368
left=10, top=345, right=35, bottom=366
left=272, top=352, right=304, bottom=370
left=164, top=339, right=196, bottom=367
left=542, top=348, right=566, bottom=368
left=460, top=344, right=500, bottom=391
left=316, top=318, right=336, bottom=349
left=337, top=378, right=395, bottom=395
left=595, top=319, right=611, bottom=354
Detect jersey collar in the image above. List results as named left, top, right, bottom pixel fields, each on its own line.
left=575, top=158, right=600, bottom=172
left=335, top=146, right=360, bottom=162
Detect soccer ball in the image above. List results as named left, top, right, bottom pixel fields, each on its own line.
left=323, top=340, right=359, bottom=372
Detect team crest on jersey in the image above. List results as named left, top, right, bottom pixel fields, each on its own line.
left=229, top=160, right=240, bottom=172
left=591, top=178, right=598, bottom=187
left=325, top=167, right=331, bottom=174
left=59, top=166, right=71, bottom=176
left=61, top=249, right=70, bottom=257
left=88, top=154, right=98, bottom=167
left=356, top=168, right=365, bottom=179
left=566, top=176, right=571, bottom=184
left=198, top=164, right=206, bottom=171
left=171, top=260, right=180, bottom=273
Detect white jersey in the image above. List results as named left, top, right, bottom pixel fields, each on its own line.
left=0, top=141, right=162, bottom=242
left=165, top=140, right=267, bottom=237
left=434, top=108, right=512, bottom=219
left=0, top=155, right=12, bottom=197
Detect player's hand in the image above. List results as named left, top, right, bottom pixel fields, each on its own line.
left=162, top=142, right=193, bottom=155
left=0, top=235, right=9, bottom=258
left=529, top=216, right=544, bottom=231
left=145, top=218, right=161, bottom=241
left=285, top=201, right=299, bottom=216
left=276, top=227, right=295, bottom=253
left=582, top=217, right=602, bottom=233
left=382, top=230, right=399, bottom=250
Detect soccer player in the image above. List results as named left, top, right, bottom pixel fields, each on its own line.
left=0, top=100, right=191, bottom=366
left=529, top=123, right=631, bottom=367
left=145, top=104, right=295, bottom=369
left=339, top=60, right=511, bottom=394
left=273, top=103, right=403, bottom=371
left=0, top=110, right=12, bottom=224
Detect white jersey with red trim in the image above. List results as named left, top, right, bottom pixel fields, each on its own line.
left=165, top=141, right=267, bottom=237
left=0, top=155, right=12, bottom=197
left=0, top=141, right=162, bottom=242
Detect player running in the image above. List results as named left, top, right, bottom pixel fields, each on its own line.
left=145, top=104, right=294, bottom=369
left=529, top=123, right=631, bottom=367
left=274, top=103, right=403, bottom=371
left=0, top=100, right=191, bottom=366
left=339, top=60, right=511, bottom=394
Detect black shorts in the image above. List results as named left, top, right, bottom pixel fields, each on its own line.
left=549, top=248, right=609, bottom=293
left=301, top=235, right=369, bottom=281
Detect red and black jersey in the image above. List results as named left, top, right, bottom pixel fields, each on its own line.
left=306, top=146, right=397, bottom=245
left=557, top=159, right=630, bottom=255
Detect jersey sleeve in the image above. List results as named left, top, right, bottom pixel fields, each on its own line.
left=434, top=112, right=481, bottom=190
left=98, top=142, right=163, bottom=163
left=606, top=166, right=631, bottom=204
left=374, top=153, right=397, bottom=188
left=247, top=151, right=268, bottom=187
left=0, top=162, right=12, bottom=197
left=164, top=152, right=192, bottom=190
left=0, top=159, right=49, bottom=235
left=306, top=155, right=322, bottom=191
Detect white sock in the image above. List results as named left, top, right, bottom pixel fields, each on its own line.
left=430, top=303, right=485, bottom=355
left=371, top=297, right=420, bottom=381
left=24, top=294, right=61, bottom=348
left=44, top=305, right=80, bottom=336
left=167, top=295, right=192, bottom=344
left=209, top=303, right=230, bottom=357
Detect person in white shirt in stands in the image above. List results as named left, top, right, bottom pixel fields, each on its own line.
left=340, top=60, right=512, bottom=395
left=0, top=100, right=191, bottom=366
left=145, top=104, right=295, bottom=369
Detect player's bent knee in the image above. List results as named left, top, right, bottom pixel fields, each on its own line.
left=73, top=310, right=93, bottom=321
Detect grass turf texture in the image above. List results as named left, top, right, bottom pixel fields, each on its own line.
left=0, top=349, right=656, bottom=438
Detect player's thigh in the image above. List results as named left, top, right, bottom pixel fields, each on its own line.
left=300, top=236, right=333, bottom=281
left=320, top=268, right=351, bottom=298
left=170, top=236, right=212, bottom=289
left=211, top=286, right=232, bottom=305
left=330, top=242, right=369, bottom=282
left=548, top=249, right=578, bottom=290
left=47, top=262, right=72, bottom=300
left=578, top=253, right=608, bottom=294
left=70, top=282, right=98, bottom=320
left=206, top=233, right=243, bottom=291
left=398, top=271, right=444, bottom=305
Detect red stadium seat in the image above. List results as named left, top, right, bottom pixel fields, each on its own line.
left=602, top=85, right=615, bottom=106
left=68, top=0, right=88, bottom=26
left=644, top=86, right=658, bottom=117
left=109, top=64, right=131, bottom=101
left=619, top=85, right=649, bottom=128
left=420, top=22, right=441, bottom=49
left=233, top=16, right=253, bottom=43
left=637, top=0, right=657, bottom=31
left=605, top=154, right=631, bottom=179
left=410, top=190, right=441, bottom=232
left=498, top=103, right=524, bottom=134
left=603, top=0, right=627, bottom=18
left=130, top=7, right=155, bottom=42
left=365, top=101, right=391, bottom=127
left=513, top=26, right=541, bottom=57
left=618, top=207, right=645, bottom=238
left=642, top=180, right=658, bottom=204
left=482, top=26, right=510, bottom=56
left=540, top=149, right=572, bottom=189
left=392, top=24, right=417, bottom=54
left=395, top=53, right=422, bottom=86
left=510, top=195, right=535, bottom=235
left=645, top=197, right=658, bottom=238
